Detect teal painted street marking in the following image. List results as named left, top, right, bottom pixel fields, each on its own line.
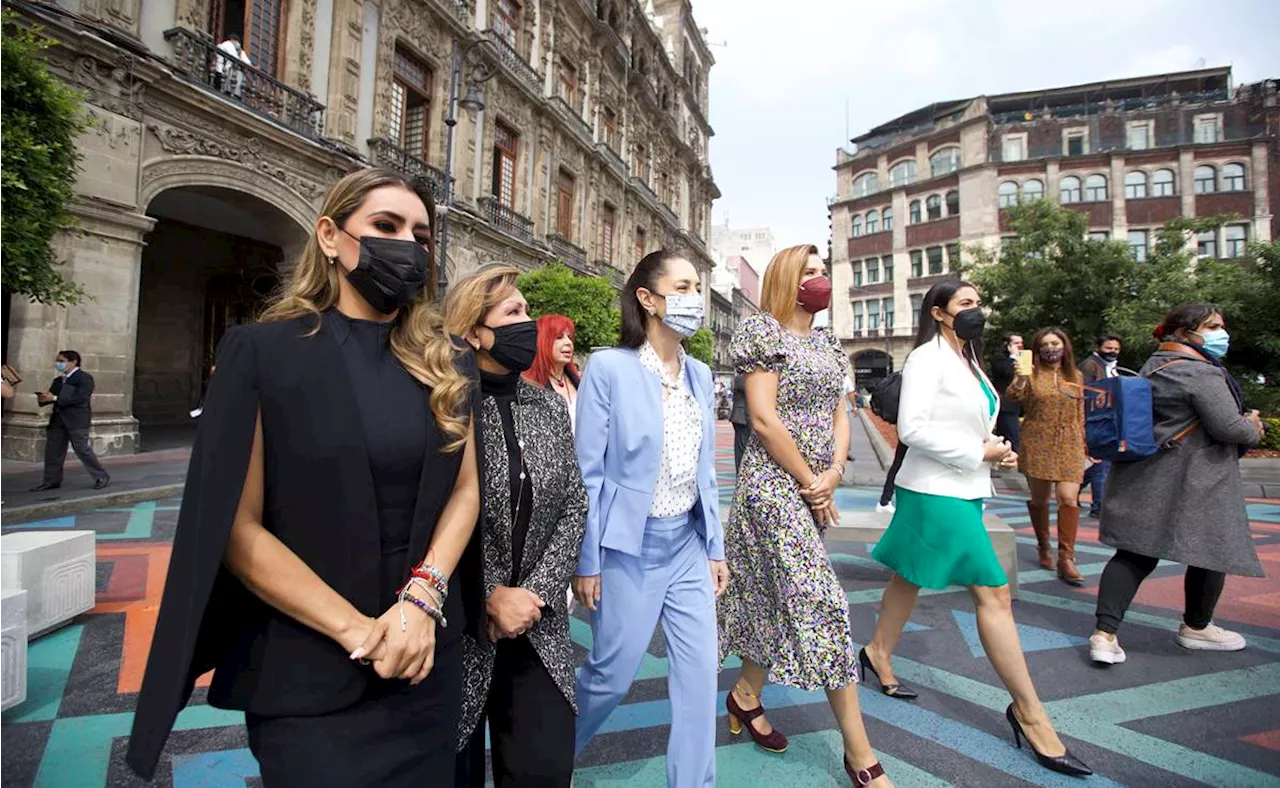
left=3, top=624, right=83, bottom=723
left=951, top=609, right=1087, bottom=659
left=97, top=500, right=157, bottom=541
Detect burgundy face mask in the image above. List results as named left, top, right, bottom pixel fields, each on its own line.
left=797, top=276, right=832, bottom=313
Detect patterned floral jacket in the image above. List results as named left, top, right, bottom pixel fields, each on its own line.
left=457, top=381, right=588, bottom=748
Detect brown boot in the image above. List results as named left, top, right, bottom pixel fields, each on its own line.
left=1056, top=504, right=1085, bottom=586
left=1026, top=502, right=1053, bottom=570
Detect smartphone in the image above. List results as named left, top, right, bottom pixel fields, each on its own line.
left=1015, top=349, right=1033, bottom=376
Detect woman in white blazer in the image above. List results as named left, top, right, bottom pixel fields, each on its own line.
left=861, top=281, right=1091, bottom=778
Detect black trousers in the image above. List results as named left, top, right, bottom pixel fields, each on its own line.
left=732, top=422, right=750, bottom=472
left=42, top=421, right=108, bottom=486
left=1095, top=549, right=1226, bottom=634
left=994, top=411, right=1021, bottom=452
left=456, top=637, right=574, bottom=788
left=880, top=442, right=909, bottom=507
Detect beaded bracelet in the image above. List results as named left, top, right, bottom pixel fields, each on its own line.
left=407, top=576, right=445, bottom=606
left=407, top=564, right=448, bottom=597
left=400, top=589, right=447, bottom=628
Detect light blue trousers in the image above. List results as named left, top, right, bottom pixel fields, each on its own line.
left=574, top=513, right=718, bottom=788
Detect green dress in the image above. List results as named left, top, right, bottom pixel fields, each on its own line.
left=870, top=375, right=1008, bottom=589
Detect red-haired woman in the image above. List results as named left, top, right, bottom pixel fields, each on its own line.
left=525, top=314, right=581, bottom=433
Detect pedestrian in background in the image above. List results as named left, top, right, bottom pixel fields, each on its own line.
left=729, top=370, right=750, bottom=470
left=1089, top=303, right=1265, bottom=665
left=1006, top=327, right=1088, bottom=585
left=31, top=350, right=110, bottom=492
left=989, top=333, right=1023, bottom=451
left=525, top=313, right=581, bottom=434
left=1078, top=333, right=1122, bottom=518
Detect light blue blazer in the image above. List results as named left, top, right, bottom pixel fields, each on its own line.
left=574, top=347, right=724, bottom=576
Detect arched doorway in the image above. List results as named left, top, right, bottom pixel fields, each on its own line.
left=852, top=349, right=893, bottom=390
left=135, top=185, right=309, bottom=448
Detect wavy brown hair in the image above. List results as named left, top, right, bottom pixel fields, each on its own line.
left=260, top=168, right=470, bottom=449
left=441, top=263, right=522, bottom=339
left=1030, top=326, right=1080, bottom=383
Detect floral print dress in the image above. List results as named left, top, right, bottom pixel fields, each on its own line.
left=717, top=312, right=858, bottom=690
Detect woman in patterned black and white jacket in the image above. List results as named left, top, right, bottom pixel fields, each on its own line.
left=444, top=264, right=588, bottom=788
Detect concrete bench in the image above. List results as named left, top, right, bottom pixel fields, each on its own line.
left=826, top=510, right=1019, bottom=598
left=2, top=589, right=28, bottom=711
left=2, top=531, right=96, bottom=638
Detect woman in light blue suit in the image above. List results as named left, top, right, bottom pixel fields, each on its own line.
left=571, top=250, right=730, bottom=788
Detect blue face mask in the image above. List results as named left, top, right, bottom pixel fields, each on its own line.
left=54, top=361, right=68, bottom=373
left=658, top=293, right=704, bottom=338
left=1194, top=328, right=1229, bottom=359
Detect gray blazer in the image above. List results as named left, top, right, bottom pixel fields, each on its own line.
left=1099, top=347, right=1262, bottom=576
left=457, top=381, right=588, bottom=747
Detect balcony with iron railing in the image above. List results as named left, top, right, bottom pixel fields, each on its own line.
left=479, top=196, right=535, bottom=243
left=367, top=137, right=453, bottom=204
left=484, top=30, right=544, bottom=98
left=550, top=96, right=593, bottom=145
left=596, top=142, right=629, bottom=180
left=548, top=234, right=590, bottom=273
left=164, top=28, right=325, bottom=140
left=430, top=0, right=474, bottom=29
left=598, top=261, right=626, bottom=288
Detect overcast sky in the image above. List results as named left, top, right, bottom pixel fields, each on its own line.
left=696, top=0, right=1280, bottom=252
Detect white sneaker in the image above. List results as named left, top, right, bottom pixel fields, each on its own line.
left=1089, top=633, right=1126, bottom=664
left=875, top=503, right=896, bottom=514
left=1176, top=622, right=1246, bottom=651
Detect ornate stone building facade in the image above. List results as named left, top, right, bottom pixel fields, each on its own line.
left=2, top=0, right=719, bottom=460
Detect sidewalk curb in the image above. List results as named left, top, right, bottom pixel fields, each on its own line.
left=857, top=409, right=894, bottom=471
left=1, top=484, right=184, bottom=524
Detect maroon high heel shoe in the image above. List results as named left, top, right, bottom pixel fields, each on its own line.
left=844, top=755, right=887, bottom=786
left=726, top=683, right=788, bottom=753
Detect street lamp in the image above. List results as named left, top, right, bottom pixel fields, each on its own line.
left=437, top=38, right=497, bottom=299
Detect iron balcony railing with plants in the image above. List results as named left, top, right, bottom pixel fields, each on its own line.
left=479, top=196, right=535, bottom=243
left=484, top=30, right=544, bottom=97
left=164, top=28, right=325, bottom=140
left=367, top=137, right=453, bottom=204
left=547, top=233, right=590, bottom=273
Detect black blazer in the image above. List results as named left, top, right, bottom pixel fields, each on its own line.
left=126, top=316, right=483, bottom=779
left=40, top=371, right=94, bottom=430
left=989, top=355, right=1020, bottom=415
left=729, top=372, right=749, bottom=426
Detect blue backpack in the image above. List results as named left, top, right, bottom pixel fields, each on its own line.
left=1084, top=360, right=1195, bottom=462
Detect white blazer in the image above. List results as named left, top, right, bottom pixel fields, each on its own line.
left=894, top=336, right=998, bottom=501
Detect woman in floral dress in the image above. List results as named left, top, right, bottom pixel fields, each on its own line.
left=719, top=245, right=891, bottom=788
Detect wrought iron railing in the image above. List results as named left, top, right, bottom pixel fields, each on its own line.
left=631, top=176, right=659, bottom=206
left=479, top=196, right=534, bottom=243
left=597, top=142, right=629, bottom=179
left=484, top=30, right=544, bottom=97
left=367, top=137, right=453, bottom=204
left=598, top=261, right=626, bottom=288
left=548, top=233, right=590, bottom=272
left=164, top=28, right=325, bottom=140
left=550, top=96, right=593, bottom=144
left=657, top=201, right=680, bottom=229
left=430, top=0, right=473, bottom=27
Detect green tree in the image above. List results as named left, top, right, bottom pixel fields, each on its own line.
left=519, top=264, right=620, bottom=350
left=682, top=327, right=714, bottom=366
left=1, top=12, right=88, bottom=305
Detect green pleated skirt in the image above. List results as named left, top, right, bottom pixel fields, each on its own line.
left=870, top=487, right=1008, bottom=589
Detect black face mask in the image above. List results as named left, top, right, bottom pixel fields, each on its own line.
left=341, top=233, right=430, bottom=314
left=949, top=307, right=986, bottom=341
left=1099, top=351, right=1120, bottom=363
left=485, top=320, right=538, bottom=374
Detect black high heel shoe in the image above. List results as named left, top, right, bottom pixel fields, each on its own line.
left=1005, top=704, right=1092, bottom=777
left=857, top=648, right=918, bottom=700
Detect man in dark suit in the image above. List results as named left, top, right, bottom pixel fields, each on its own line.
left=32, top=350, right=110, bottom=491
left=729, top=372, right=751, bottom=471
left=1079, top=333, right=1122, bottom=517
left=989, top=333, right=1023, bottom=452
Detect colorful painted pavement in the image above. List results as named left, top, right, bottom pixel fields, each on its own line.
left=3, top=424, right=1280, bottom=787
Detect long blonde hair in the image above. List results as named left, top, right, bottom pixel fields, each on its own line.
left=442, top=263, right=523, bottom=338
left=260, top=168, right=470, bottom=449
left=760, top=244, right=819, bottom=324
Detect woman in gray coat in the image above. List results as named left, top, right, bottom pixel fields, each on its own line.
left=1089, top=303, right=1266, bottom=665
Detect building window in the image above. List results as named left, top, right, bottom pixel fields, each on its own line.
left=556, top=169, right=575, bottom=238
left=911, top=293, right=923, bottom=326
left=634, top=143, right=651, bottom=182
left=1152, top=168, right=1175, bottom=197
left=211, top=0, right=287, bottom=77
left=1193, top=114, right=1222, bottom=144
left=493, top=0, right=522, bottom=51
left=852, top=260, right=863, bottom=287
left=1059, top=175, right=1082, bottom=203
left=1194, top=165, right=1216, bottom=194
left=866, top=258, right=879, bottom=283
left=1022, top=179, right=1044, bottom=201
left=1128, top=229, right=1148, bottom=261
left=1196, top=230, right=1217, bottom=258
left=1089, top=231, right=1110, bottom=242
left=1223, top=163, right=1246, bottom=191
left=601, top=204, right=616, bottom=262
left=1224, top=224, right=1248, bottom=258
left=1002, top=135, right=1026, bottom=162
left=852, top=171, right=880, bottom=198
left=558, top=58, right=579, bottom=111
left=945, top=190, right=960, bottom=216
left=851, top=215, right=862, bottom=238
left=930, top=147, right=960, bottom=177
left=890, top=159, right=917, bottom=187
left=946, top=243, right=961, bottom=271
left=998, top=180, right=1018, bottom=208
left=883, top=207, right=893, bottom=231
left=868, top=300, right=880, bottom=330
left=1084, top=174, right=1108, bottom=202
left=493, top=121, right=519, bottom=207
left=390, top=46, right=433, bottom=162
left=1126, top=121, right=1152, bottom=150
left=883, top=297, right=895, bottom=329
left=909, top=200, right=921, bottom=224
left=865, top=209, right=879, bottom=234
left=926, top=194, right=942, bottom=221
left=910, top=250, right=923, bottom=278
left=635, top=225, right=646, bottom=260
left=1124, top=171, right=1147, bottom=199
left=853, top=302, right=863, bottom=332
left=926, top=246, right=943, bottom=275
left=882, top=255, right=894, bottom=283
left=1063, top=128, right=1088, bottom=156
left=601, top=107, right=618, bottom=149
